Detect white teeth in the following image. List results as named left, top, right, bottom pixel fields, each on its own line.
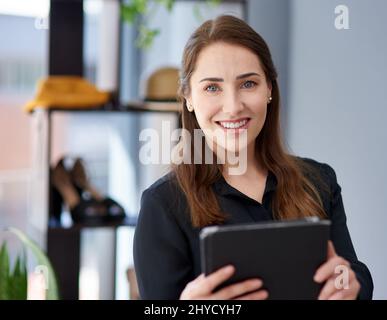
left=219, top=119, right=247, bottom=129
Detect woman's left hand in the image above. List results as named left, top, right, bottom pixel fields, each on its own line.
left=314, top=241, right=361, bottom=300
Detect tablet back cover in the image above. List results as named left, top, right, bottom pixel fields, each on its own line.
left=200, top=219, right=330, bottom=300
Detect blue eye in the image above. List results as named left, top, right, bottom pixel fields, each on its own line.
left=205, top=84, right=219, bottom=92
left=242, top=80, right=257, bottom=89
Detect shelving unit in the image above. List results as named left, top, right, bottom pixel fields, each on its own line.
left=43, top=105, right=179, bottom=299
left=39, top=0, right=181, bottom=299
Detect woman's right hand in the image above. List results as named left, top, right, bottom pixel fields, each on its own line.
left=180, top=265, right=268, bottom=300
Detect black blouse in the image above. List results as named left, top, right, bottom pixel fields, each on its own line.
left=133, top=157, right=373, bottom=300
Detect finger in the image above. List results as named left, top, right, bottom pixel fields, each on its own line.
left=197, top=273, right=205, bottom=280
left=318, top=277, right=338, bottom=300
left=327, top=241, right=337, bottom=259
left=334, top=268, right=356, bottom=291
left=314, top=257, right=349, bottom=283
left=185, top=273, right=205, bottom=289
left=319, top=269, right=356, bottom=300
left=234, top=289, right=269, bottom=300
left=328, top=290, right=346, bottom=300
left=212, top=278, right=263, bottom=300
left=199, top=265, right=235, bottom=295
left=328, top=274, right=360, bottom=300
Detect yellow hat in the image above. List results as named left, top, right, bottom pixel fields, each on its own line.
left=24, top=76, right=110, bottom=113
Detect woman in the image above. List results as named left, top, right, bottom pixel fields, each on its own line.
left=133, top=15, right=373, bottom=300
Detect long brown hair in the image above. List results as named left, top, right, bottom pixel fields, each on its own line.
left=173, top=15, right=327, bottom=228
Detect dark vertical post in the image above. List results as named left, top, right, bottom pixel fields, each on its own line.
left=47, top=228, right=81, bottom=300
left=49, top=0, right=84, bottom=76
left=47, top=0, right=84, bottom=300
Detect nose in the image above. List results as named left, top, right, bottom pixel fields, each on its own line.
left=222, top=90, right=244, bottom=117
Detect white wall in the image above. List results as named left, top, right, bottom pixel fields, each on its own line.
left=287, top=0, right=387, bottom=299
left=247, top=0, right=291, bottom=133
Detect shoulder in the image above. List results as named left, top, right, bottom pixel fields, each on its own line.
left=295, top=156, right=338, bottom=187
left=140, top=170, right=189, bottom=221
left=294, top=156, right=341, bottom=211
left=142, top=171, right=180, bottom=200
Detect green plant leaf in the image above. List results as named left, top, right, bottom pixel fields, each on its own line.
left=136, top=26, right=160, bottom=49
left=155, top=0, right=176, bottom=12
left=8, top=253, right=27, bottom=300
left=134, top=0, right=148, bottom=13
left=207, top=0, right=222, bottom=7
left=121, top=4, right=139, bottom=23
left=122, top=0, right=175, bottom=49
left=121, top=0, right=148, bottom=24
left=7, top=228, right=59, bottom=300
left=122, top=0, right=223, bottom=49
left=0, top=243, right=10, bottom=300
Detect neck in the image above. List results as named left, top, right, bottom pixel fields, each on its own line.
left=222, top=143, right=265, bottom=179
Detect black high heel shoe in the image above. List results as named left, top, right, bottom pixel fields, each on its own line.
left=50, top=157, right=126, bottom=226
left=49, top=169, right=65, bottom=226
left=69, top=157, right=126, bottom=224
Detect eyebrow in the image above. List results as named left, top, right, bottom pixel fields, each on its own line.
left=199, top=72, right=261, bottom=83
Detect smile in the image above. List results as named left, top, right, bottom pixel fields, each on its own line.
left=216, top=118, right=251, bottom=130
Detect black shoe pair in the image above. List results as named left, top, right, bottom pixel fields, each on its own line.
left=70, top=197, right=126, bottom=226
left=50, top=157, right=126, bottom=227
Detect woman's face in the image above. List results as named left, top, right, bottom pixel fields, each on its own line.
left=186, top=42, right=272, bottom=156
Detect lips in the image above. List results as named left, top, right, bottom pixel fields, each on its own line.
left=215, top=118, right=251, bottom=130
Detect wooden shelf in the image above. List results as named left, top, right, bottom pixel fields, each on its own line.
left=48, top=216, right=138, bottom=231
left=43, top=101, right=181, bottom=114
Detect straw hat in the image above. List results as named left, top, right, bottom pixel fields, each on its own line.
left=140, top=67, right=181, bottom=112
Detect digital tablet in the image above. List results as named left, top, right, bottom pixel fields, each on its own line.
left=200, top=218, right=331, bottom=300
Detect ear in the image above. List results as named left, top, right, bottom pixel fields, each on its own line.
left=267, top=82, right=272, bottom=98
left=184, top=95, right=192, bottom=106
left=184, top=96, right=194, bottom=112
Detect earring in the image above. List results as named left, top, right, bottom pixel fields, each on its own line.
left=268, top=96, right=272, bottom=104
left=187, top=102, right=193, bottom=112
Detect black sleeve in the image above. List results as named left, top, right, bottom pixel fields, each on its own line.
left=323, top=164, right=374, bottom=300
left=133, top=188, right=194, bottom=299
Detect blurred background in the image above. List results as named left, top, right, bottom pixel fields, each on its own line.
left=0, top=0, right=386, bottom=299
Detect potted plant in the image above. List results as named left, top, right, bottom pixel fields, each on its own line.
left=121, top=0, right=222, bottom=48
left=0, top=228, right=59, bottom=300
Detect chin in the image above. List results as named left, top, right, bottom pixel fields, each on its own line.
left=216, top=139, right=249, bottom=155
